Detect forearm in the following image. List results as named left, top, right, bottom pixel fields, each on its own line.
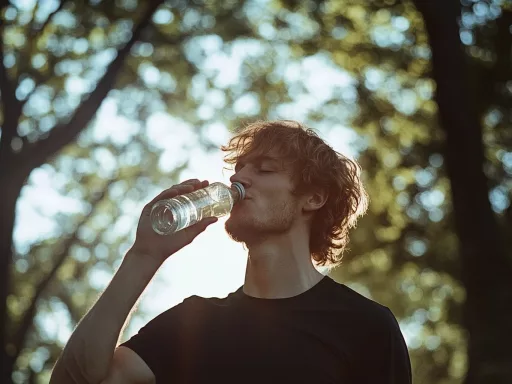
left=51, top=250, right=162, bottom=384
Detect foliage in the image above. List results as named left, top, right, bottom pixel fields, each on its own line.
left=0, top=0, right=510, bottom=383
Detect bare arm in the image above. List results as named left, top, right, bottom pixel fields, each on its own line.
left=50, top=179, right=217, bottom=384
left=50, top=251, right=161, bottom=384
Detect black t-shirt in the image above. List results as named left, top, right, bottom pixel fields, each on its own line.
left=120, top=276, right=412, bottom=383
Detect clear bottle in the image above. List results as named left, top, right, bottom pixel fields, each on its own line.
left=150, top=182, right=245, bottom=235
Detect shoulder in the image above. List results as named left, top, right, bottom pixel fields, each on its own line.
left=325, top=278, right=411, bottom=380
left=122, top=291, right=237, bottom=344
left=324, top=277, right=401, bottom=332
left=163, top=289, right=242, bottom=320
left=142, top=288, right=242, bottom=324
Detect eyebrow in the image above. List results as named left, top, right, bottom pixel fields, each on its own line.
left=254, top=156, right=280, bottom=164
left=235, top=156, right=282, bottom=169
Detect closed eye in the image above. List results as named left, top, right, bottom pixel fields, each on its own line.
left=259, top=169, right=274, bottom=173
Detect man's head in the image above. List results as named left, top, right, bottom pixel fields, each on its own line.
left=221, top=120, right=368, bottom=269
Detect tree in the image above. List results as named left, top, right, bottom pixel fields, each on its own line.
left=413, top=1, right=512, bottom=382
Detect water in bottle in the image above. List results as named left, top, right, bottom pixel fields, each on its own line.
left=151, top=182, right=245, bottom=235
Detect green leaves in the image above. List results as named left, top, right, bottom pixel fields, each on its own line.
left=1, top=0, right=510, bottom=382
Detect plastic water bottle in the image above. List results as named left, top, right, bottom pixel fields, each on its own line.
left=150, top=182, right=245, bottom=235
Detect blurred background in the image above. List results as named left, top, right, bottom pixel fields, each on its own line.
left=1, top=0, right=511, bottom=383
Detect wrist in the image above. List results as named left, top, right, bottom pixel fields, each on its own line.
left=124, top=248, right=164, bottom=275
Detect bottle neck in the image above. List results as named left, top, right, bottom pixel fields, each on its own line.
left=231, top=188, right=241, bottom=203
left=230, top=182, right=245, bottom=203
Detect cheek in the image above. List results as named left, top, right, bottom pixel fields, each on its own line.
left=265, top=197, right=292, bottom=213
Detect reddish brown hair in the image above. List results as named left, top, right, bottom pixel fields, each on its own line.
left=221, top=120, right=369, bottom=269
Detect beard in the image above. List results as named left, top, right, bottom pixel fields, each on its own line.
left=224, top=198, right=298, bottom=245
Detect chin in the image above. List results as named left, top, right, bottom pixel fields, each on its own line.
left=225, top=216, right=257, bottom=244
left=225, top=216, right=243, bottom=237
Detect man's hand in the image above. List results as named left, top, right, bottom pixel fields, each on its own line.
left=129, top=179, right=218, bottom=265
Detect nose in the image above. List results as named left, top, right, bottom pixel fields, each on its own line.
left=230, top=168, right=251, bottom=191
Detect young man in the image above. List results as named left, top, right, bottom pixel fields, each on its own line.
left=51, top=120, right=412, bottom=384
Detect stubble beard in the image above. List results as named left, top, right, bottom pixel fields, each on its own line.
left=224, top=199, right=298, bottom=245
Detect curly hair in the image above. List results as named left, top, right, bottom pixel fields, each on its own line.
left=221, top=120, right=369, bottom=269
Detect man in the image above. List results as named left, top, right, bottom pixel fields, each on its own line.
left=51, top=120, right=412, bottom=383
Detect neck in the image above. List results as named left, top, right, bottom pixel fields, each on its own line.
left=242, top=228, right=325, bottom=299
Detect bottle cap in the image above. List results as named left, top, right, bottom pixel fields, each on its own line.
left=231, top=182, right=245, bottom=200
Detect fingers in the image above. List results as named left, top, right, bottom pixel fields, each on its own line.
left=146, top=184, right=192, bottom=207
left=147, top=179, right=209, bottom=207
left=180, top=217, right=218, bottom=243
left=181, top=178, right=202, bottom=185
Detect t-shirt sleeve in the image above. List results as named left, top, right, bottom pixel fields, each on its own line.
left=119, top=308, right=177, bottom=380
left=357, top=307, right=412, bottom=384
left=118, top=296, right=200, bottom=381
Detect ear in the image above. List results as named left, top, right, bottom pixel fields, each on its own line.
left=302, top=188, right=328, bottom=213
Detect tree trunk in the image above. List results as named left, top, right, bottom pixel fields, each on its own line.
left=0, top=170, right=25, bottom=384
left=413, top=1, right=512, bottom=383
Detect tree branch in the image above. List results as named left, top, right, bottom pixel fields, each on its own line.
left=8, top=178, right=116, bottom=365
left=0, top=26, right=24, bottom=176
left=0, top=28, right=22, bottom=141
left=18, top=0, right=164, bottom=172
left=28, top=366, right=37, bottom=384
